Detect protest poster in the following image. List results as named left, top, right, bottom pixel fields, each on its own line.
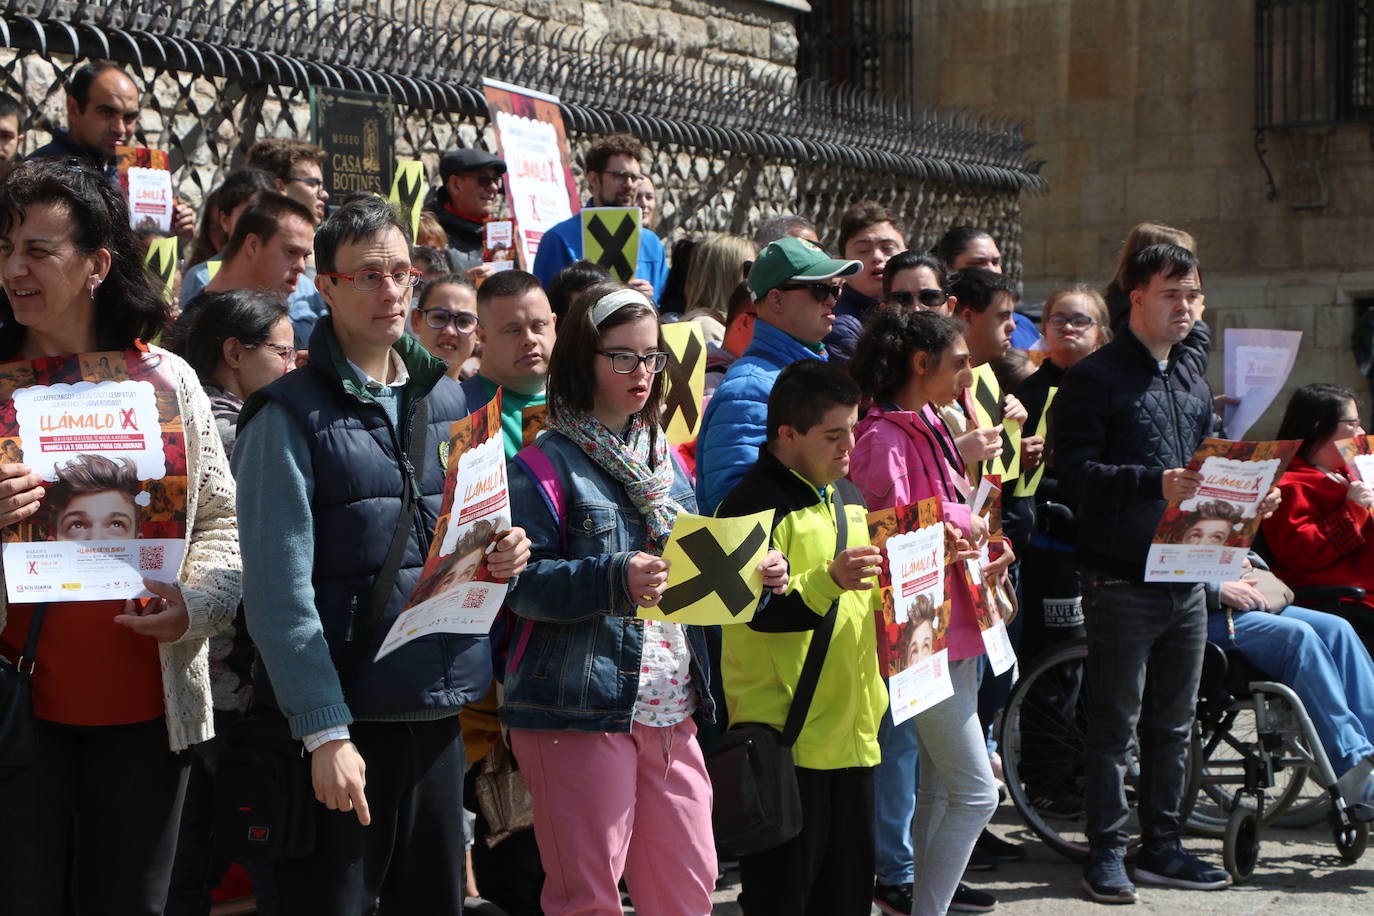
left=966, top=475, right=1015, bottom=675
left=581, top=207, right=642, bottom=283
left=641, top=509, right=774, bottom=625
left=868, top=498, right=954, bottom=723
left=376, top=395, right=510, bottom=660
left=144, top=235, right=179, bottom=303
left=521, top=403, right=549, bottom=447
left=1014, top=387, right=1057, bottom=498
left=1145, top=438, right=1300, bottom=583
left=968, top=363, right=1021, bottom=483
left=0, top=349, right=188, bottom=602
left=1336, top=435, right=1374, bottom=483
left=310, top=87, right=395, bottom=197
left=482, top=220, right=517, bottom=274
left=483, top=78, right=580, bottom=270
left=388, top=159, right=426, bottom=243
left=116, top=146, right=174, bottom=233
left=1223, top=329, right=1302, bottom=440
left=661, top=322, right=706, bottom=445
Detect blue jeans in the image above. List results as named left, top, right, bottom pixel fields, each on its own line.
left=1209, top=605, right=1374, bottom=774
left=874, top=705, right=920, bottom=885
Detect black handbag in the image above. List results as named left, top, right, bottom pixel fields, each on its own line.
left=0, top=604, right=47, bottom=780
left=706, top=490, right=848, bottom=857
left=214, top=399, right=430, bottom=861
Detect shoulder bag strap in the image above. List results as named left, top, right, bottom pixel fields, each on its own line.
left=780, top=486, right=848, bottom=748
left=339, top=396, right=431, bottom=685
left=15, top=603, right=48, bottom=674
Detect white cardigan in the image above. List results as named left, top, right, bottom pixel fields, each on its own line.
left=0, top=346, right=242, bottom=752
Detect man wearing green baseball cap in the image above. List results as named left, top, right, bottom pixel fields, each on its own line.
left=696, top=235, right=862, bottom=512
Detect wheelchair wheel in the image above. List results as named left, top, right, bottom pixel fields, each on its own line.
left=1222, top=806, right=1260, bottom=884
left=1333, top=820, right=1369, bottom=863
left=1001, top=639, right=1200, bottom=863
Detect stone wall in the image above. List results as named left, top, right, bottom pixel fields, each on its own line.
left=910, top=0, right=1372, bottom=436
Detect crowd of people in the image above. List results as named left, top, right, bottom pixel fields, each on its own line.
left=1, top=60, right=1374, bottom=916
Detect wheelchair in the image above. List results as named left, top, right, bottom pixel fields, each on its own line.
left=1000, top=623, right=1372, bottom=884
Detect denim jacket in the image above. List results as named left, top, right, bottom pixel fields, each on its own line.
left=501, top=431, right=716, bottom=732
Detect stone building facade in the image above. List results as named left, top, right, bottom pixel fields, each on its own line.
left=910, top=0, right=1372, bottom=434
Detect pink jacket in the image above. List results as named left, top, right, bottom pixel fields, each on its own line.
left=850, top=404, right=985, bottom=660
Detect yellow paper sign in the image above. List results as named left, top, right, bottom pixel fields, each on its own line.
left=1014, top=387, right=1057, bottom=498
left=581, top=207, right=641, bottom=282
left=144, top=236, right=179, bottom=302
left=969, top=364, right=1021, bottom=483
left=388, top=159, right=427, bottom=244
left=661, top=322, right=706, bottom=445
left=206, top=259, right=222, bottom=281
left=641, top=509, right=775, bottom=625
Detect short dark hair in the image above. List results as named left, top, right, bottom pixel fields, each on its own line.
left=546, top=260, right=612, bottom=321
left=584, top=133, right=645, bottom=174
left=416, top=273, right=477, bottom=310
left=178, top=289, right=290, bottom=381
left=313, top=195, right=409, bottom=275
left=946, top=267, right=1015, bottom=314
left=1193, top=499, right=1243, bottom=524
left=48, top=454, right=140, bottom=525
left=766, top=360, right=861, bottom=445
left=883, top=251, right=947, bottom=296
left=69, top=62, right=133, bottom=110
left=1122, top=243, right=1200, bottom=293
left=475, top=269, right=544, bottom=312
left=0, top=93, right=23, bottom=125
left=850, top=309, right=965, bottom=402
left=753, top=215, right=816, bottom=251
left=221, top=192, right=314, bottom=261
left=0, top=158, right=168, bottom=352
left=1276, top=382, right=1360, bottom=461
left=837, top=201, right=904, bottom=255
left=547, top=280, right=665, bottom=422
left=246, top=138, right=326, bottom=181
left=932, top=226, right=993, bottom=269
left=217, top=168, right=276, bottom=216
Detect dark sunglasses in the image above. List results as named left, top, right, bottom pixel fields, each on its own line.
left=886, top=289, right=949, bottom=310
left=460, top=173, right=504, bottom=189
left=778, top=282, right=842, bottom=303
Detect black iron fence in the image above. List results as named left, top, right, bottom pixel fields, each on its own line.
left=0, top=0, right=1045, bottom=281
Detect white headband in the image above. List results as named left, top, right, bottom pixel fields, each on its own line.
left=590, top=288, right=654, bottom=327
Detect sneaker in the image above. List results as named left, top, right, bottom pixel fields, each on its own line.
left=1029, top=785, right=1087, bottom=819
left=1132, top=840, right=1230, bottom=890
left=975, top=829, right=1027, bottom=862
left=965, top=845, right=999, bottom=871
left=1337, top=756, right=1374, bottom=821
left=1081, top=846, right=1138, bottom=904
left=949, top=883, right=997, bottom=913
left=874, top=880, right=913, bottom=916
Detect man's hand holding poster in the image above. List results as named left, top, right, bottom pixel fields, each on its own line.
left=868, top=498, right=953, bottom=724
left=376, top=396, right=510, bottom=660
left=0, top=349, right=187, bottom=602
left=1145, top=438, right=1300, bottom=583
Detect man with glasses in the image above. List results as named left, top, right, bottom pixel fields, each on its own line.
left=426, top=147, right=507, bottom=275
left=696, top=236, right=861, bottom=513
left=233, top=196, right=530, bottom=913
left=531, top=133, right=668, bottom=301
left=247, top=138, right=330, bottom=225
left=823, top=202, right=906, bottom=369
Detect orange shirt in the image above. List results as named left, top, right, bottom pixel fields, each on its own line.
left=0, top=600, right=164, bottom=725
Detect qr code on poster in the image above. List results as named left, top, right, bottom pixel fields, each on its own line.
left=461, top=587, right=489, bottom=609
left=139, top=545, right=165, bottom=571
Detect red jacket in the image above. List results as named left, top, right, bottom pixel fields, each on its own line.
left=1261, top=456, right=1374, bottom=610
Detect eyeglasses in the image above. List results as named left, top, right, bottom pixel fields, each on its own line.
left=418, top=308, right=479, bottom=333
left=778, top=282, right=842, bottom=303
left=886, top=289, right=949, bottom=310
left=597, top=169, right=644, bottom=185
left=459, top=173, right=503, bottom=189
left=250, top=341, right=296, bottom=365
left=597, top=350, right=669, bottom=374
left=1047, top=314, right=1099, bottom=331
left=285, top=175, right=327, bottom=194
left=323, top=268, right=424, bottom=291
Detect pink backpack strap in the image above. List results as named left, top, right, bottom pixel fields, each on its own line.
left=505, top=444, right=567, bottom=674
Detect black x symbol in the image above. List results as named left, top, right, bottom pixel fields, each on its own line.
left=658, top=523, right=768, bottom=617
left=662, top=331, right=703, bottom=434
left=974, top=376, right=1015, bottom=477
left=395, top=167, right=423, bottom=239
left=587, top=212, right=636, bottom=280
left=148, top=246, right=174, bottom=287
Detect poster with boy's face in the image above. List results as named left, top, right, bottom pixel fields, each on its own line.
left=0, top=349, right=188, bottom=602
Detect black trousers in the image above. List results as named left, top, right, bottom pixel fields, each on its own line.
left=0, top=716, right=191, bottom=916
left=272, top=716, right=467, bottom=915
left=737, top=765, right=876, bottom=916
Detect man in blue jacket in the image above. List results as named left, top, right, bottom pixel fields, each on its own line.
left=695, top=235, right=860, bottom=513
left=530, top=132, right=667, bottom=301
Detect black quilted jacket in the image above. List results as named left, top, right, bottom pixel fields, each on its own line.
left=1050, top=324, right=1215, bottom=580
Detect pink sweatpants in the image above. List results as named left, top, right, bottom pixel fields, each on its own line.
left=510, top=717, right=717, bottom=916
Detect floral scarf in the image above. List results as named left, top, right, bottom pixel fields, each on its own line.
left=548, top=408, right=679, bottom=552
